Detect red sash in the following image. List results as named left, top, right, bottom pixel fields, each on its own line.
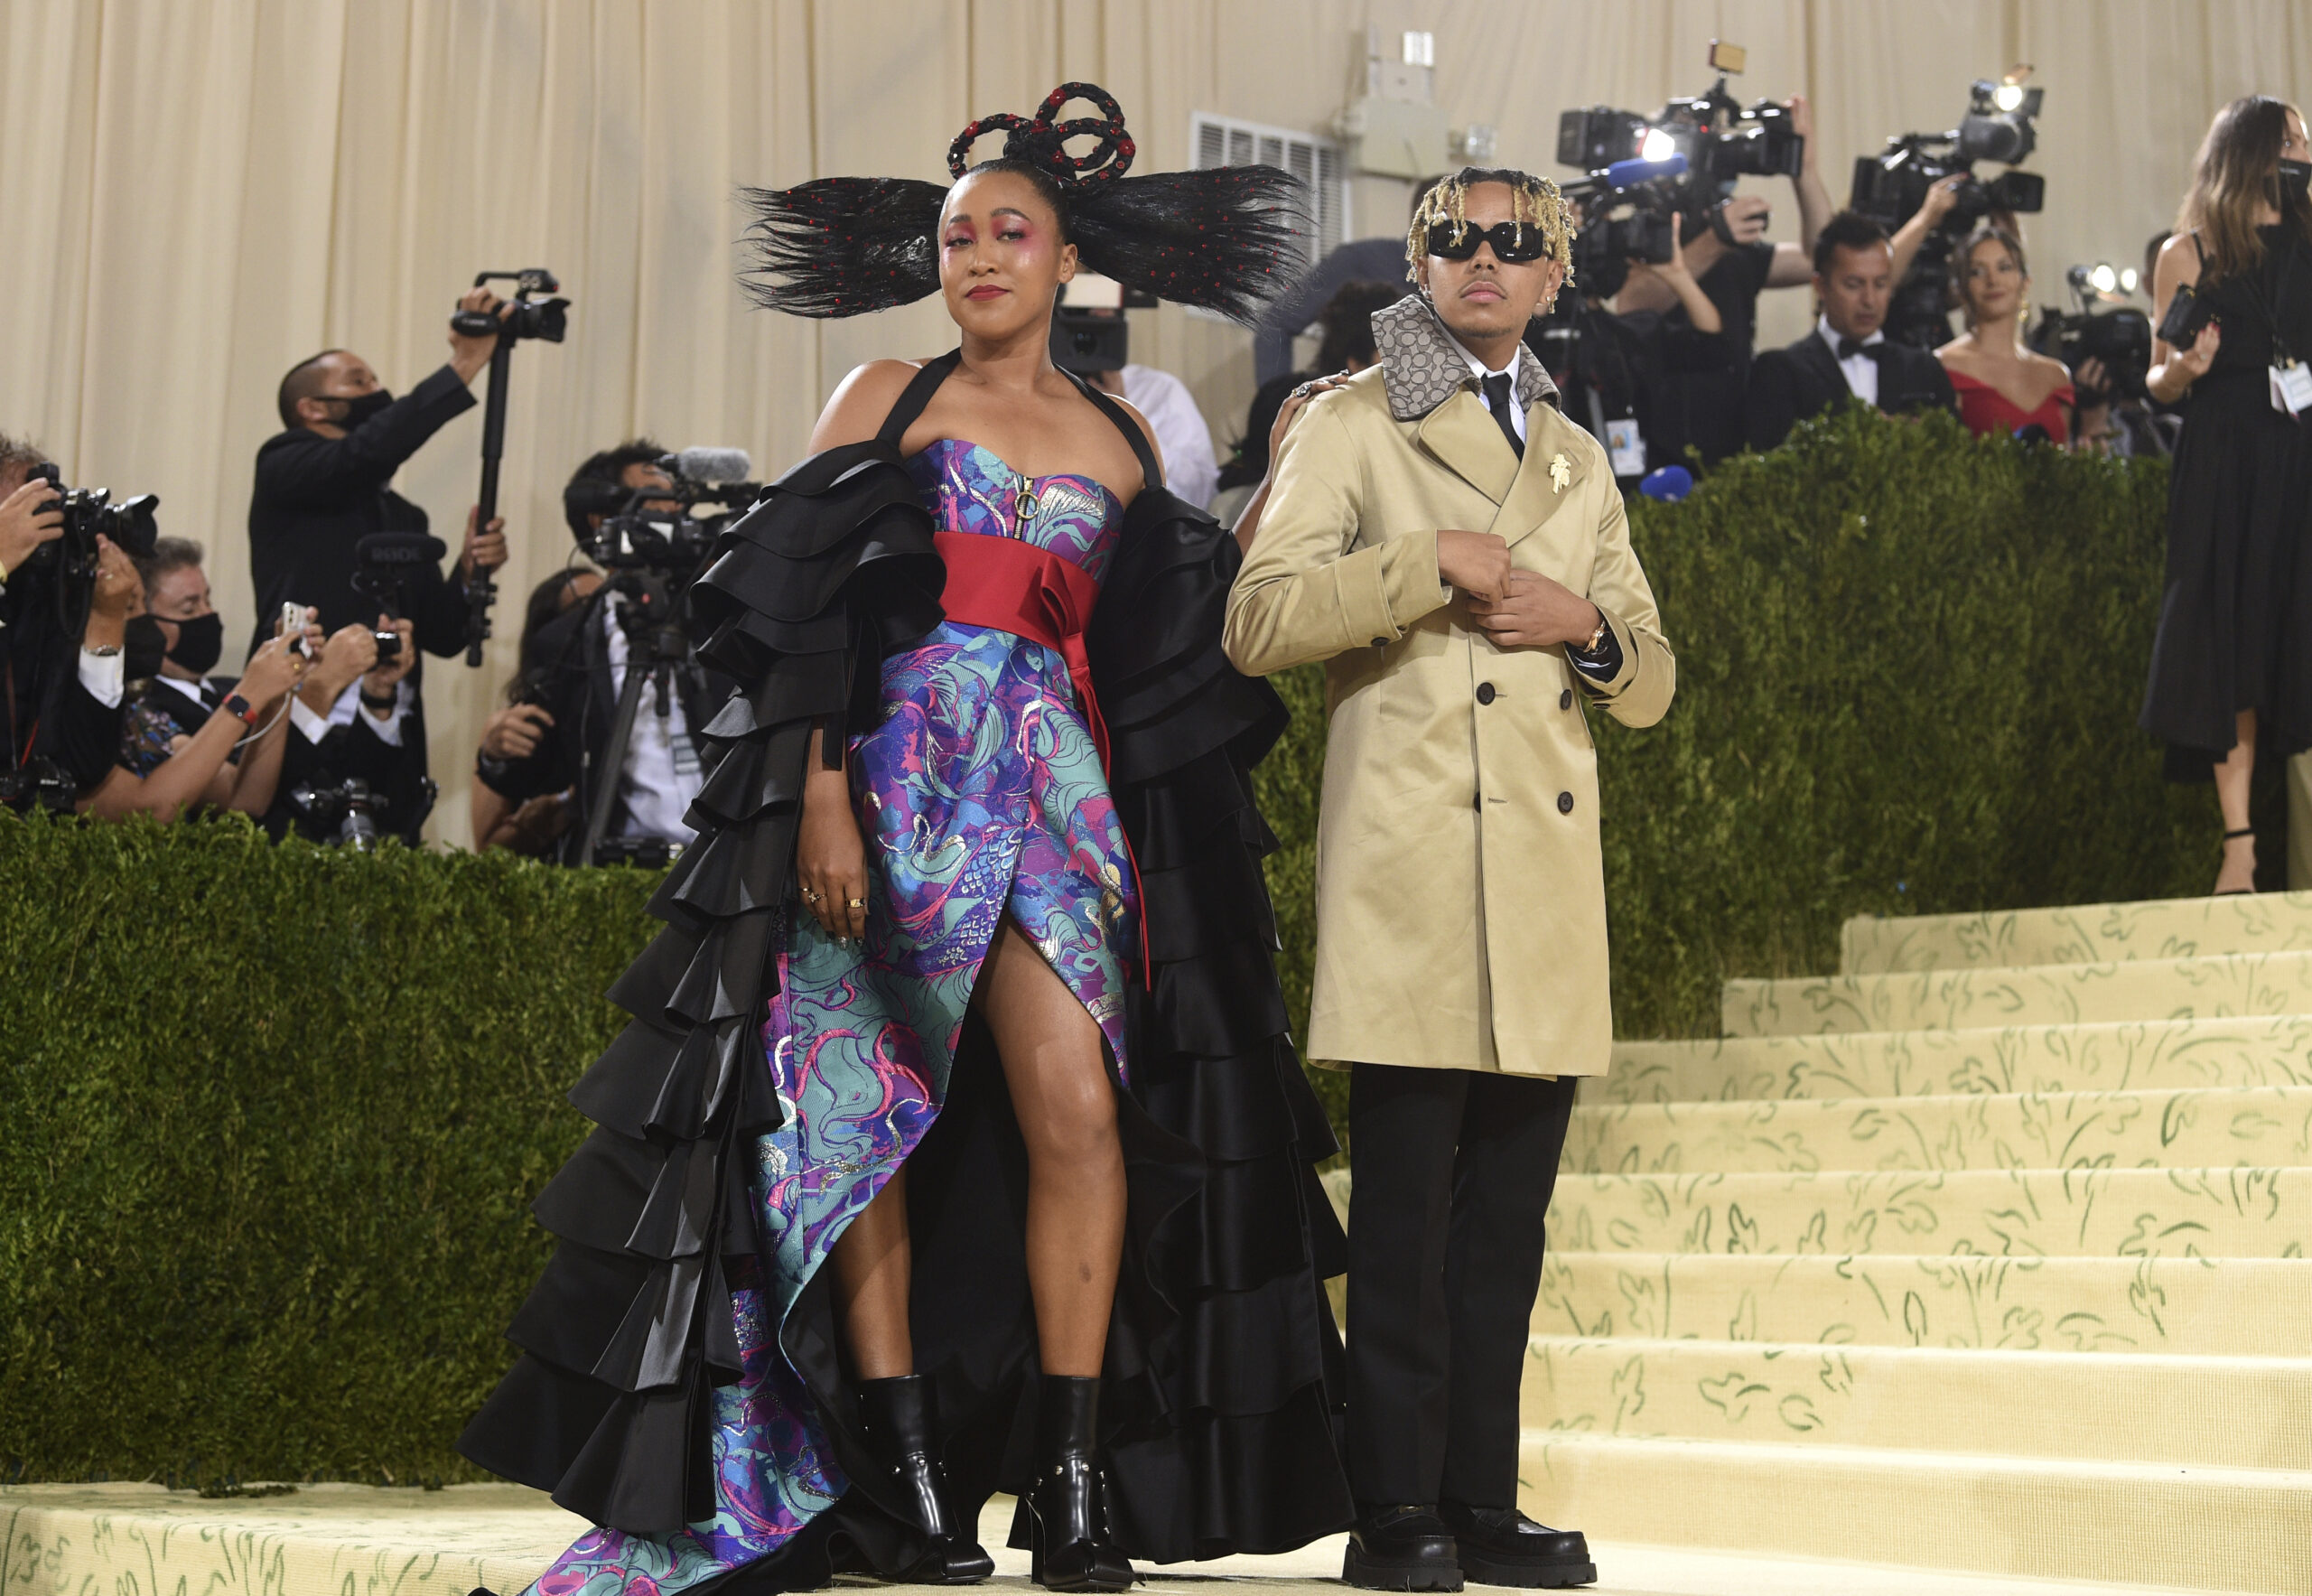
left=936, top=532, right=1108, bottom=769
left=935, top=530, right=1147, bottom=982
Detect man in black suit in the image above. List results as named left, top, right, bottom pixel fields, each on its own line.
left=250, top=285, right=513, bottom=647
left=1745, top=210, right=1957, bottom=453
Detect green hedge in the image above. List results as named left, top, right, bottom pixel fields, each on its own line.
left=0, top=821, right=653, bottom=1489
left=3, top=408, right=2214, bottom=1487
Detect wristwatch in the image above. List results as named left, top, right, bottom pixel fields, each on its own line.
left=223, top=692, right=258, bottom=725
left=1575, top=610, right=1610, bottom=656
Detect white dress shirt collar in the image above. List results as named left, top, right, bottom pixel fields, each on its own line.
left=1443, top=331, right=1529, bottom=444
left=1818, top=314, right=1885, bottom=406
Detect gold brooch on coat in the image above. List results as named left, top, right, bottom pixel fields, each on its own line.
left=1549, top=453, right=1571, bottom=493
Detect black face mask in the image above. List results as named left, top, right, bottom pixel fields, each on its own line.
left=329, top=388, right=395, bottom=429
left=160, top=611, right=223, bottom=675
left=124, top=614, right=167, bottom=680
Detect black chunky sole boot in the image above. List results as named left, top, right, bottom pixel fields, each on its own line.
left=1015, top=1376, right=1133, bottom=1591
left=857, top=1375, right=994, bottom=1583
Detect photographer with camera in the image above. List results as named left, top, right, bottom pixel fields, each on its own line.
left=1746, top=211, right=1959, bottom=452
left=80, top=554, right=312, bottom=825
left=0, top=435, right=163, bottom=807
left=471, top=443, right=726, bottom=865
left=1613, top=93, right=1834, bottom=465
left=2138, top=97, right=2312, bottom=895
left=259, top=606, right=426, bottom=847
left=98, top=537, right=306, bottom=822
left=471, top=569, right=602, bottom=853
left=254, top=286, right=512, bottom=643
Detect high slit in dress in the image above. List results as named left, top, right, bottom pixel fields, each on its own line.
left=460, top=357, right=1354, bottom=1594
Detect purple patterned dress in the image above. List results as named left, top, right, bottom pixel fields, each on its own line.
left=523, top=440, right=1136, bottom=1596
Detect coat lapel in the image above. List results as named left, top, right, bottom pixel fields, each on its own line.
left=1496, top=405, right=1589, bottom=548
left=1415, top=389, right=1519, bottom=507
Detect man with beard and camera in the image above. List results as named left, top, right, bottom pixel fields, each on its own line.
left=1745, top=210, right=1960, bottom=452
left=470, top=442, right=725, bottom=864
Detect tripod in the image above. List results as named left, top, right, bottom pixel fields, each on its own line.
left=575, top=572, right=691, bottom=868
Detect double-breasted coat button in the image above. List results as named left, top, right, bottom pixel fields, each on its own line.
left=1371, top=637, right=1389, bottom=648
left=1475, top=681, right=1496, bottom=705
left=1559, top=688, right=1574, bottom=710
left=1557, top=791, right=1575, bottom=814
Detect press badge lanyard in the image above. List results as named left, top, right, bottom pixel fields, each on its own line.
left=2247, top=234, right=2312, bottom=417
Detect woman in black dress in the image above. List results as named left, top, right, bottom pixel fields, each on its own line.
left=2141, top=95, right=2312, bottom=893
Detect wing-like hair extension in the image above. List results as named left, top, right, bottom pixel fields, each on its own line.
left=1074, top=164, right=1310, bottom=326
left=738, top=177, right=947, bottom=319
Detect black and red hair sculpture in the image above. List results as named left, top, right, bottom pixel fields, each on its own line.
left=741, top=82, right=1305, bottom=324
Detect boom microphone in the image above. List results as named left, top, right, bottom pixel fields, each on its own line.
left=665, top=447, right=754, bottom=483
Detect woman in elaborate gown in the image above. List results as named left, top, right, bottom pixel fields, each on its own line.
left=458, top=85, right=1353, bottom=1595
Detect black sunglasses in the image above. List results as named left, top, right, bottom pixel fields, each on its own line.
left=1423, top=220, right=1552, bottom=265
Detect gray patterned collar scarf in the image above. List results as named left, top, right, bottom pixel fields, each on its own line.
left=1372, top=292, right=1560, bottom=423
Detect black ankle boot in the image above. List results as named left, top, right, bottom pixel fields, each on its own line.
left=856, top=1375, right=993, bottom=1583
left=1019, top=1376, right=1133, bottom=1591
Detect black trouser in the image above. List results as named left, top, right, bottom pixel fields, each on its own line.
left=1346, top=1063, right=1579, bottom=1508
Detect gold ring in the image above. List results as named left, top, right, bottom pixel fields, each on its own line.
left=847, top=898, right=866, bottom=910
left=800, top=888, right=820, bottom=901
left=1291, top=383, right=1311, bottom=399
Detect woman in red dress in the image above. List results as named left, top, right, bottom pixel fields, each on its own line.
left=1934, top=226, right=2088, bottom=444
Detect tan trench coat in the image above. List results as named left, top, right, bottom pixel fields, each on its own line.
left=1223, top=361, right=1674, bottom=1078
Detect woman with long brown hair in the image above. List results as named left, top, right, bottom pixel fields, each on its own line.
left=2141, top=95, right=2312, bottom=893
left=1935, top=226, right=2084, bottom=444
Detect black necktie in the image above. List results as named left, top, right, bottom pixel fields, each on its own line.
left=199, top=681, right=221, bottom=712
left=1481, top=371, right=1524, bottom=460
left=1837, top=336, right=1883, bottom=361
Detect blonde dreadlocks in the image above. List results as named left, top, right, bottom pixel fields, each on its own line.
left=1403, top=166, right=1579, bottom=285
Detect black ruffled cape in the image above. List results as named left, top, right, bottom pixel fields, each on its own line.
left=458, top=403, right=1352, bottom=1578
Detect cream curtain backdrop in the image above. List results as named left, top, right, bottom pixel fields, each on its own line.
left=0, top=0, right=2304, bottom=847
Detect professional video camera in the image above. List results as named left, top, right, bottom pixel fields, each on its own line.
left=1850, top=70, right=2047, bottom=346
left=23, top=464, right=159, bottom=635
left=1557, top=42, right=1803, bottom=237
left=1558, top=155, right=1691, bottom=301
left=450, top=267, right=570, bottom=345
left=1050, top=274, right=1159, bottom=376
left=579, top=449, right=761, bottom=578
left=2029, top=263, right=2154, bottom=405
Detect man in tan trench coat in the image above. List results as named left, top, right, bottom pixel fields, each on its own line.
left=1225, top=169, right=1673, bottom=1592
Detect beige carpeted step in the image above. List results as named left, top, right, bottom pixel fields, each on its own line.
left=1564, top=1087, right=2312, bottom=1175
left=1602, top=1016, right=2312, bottom=1105
left=1842, top=892, right=2312, bottom=975
left=1548, top=1166, right=2309, bottom=1259
left=1721, top=949, right=2312, bottom=1037
left=1534, top=1251, right=2312, bottom=1357
left=1520, top=1336, right=2312, bottom=1469
left=1516, top=1431, right=2312, bottom=1593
